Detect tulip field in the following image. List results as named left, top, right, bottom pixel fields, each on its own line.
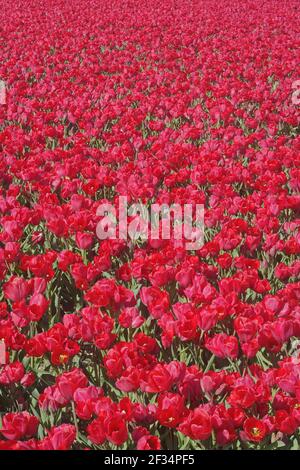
left=0, top=0, right=300, bottom=451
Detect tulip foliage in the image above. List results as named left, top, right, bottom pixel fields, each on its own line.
left=0, top=0, right=300, bottom=451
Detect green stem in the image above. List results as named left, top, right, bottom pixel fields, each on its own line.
left=71, top=401, right=79, bottom=438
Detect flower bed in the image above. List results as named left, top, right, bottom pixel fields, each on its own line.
left=0, top=0, right=299, bottom=450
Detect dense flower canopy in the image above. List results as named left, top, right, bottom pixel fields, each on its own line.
left=0, top=0, right=299, bottom=450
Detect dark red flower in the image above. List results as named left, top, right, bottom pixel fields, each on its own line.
left=242, top=418, right=267, bottom=443
left=0, top=412, right=39, bottom=440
